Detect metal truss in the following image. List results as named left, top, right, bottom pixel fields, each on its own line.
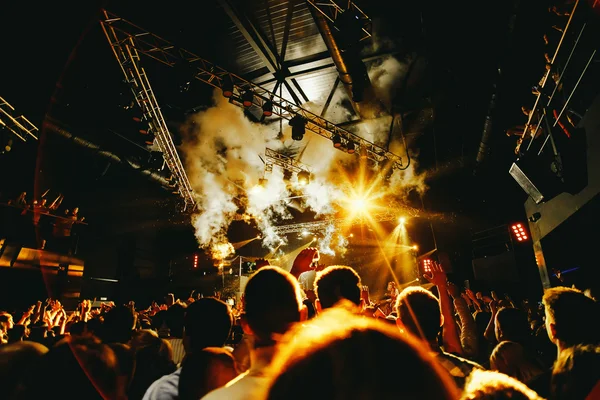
left=264, top=148, right=310, bottom=174
left=99, top=10, right=405, bottom=171
left=272, top=200, right=422, bottom=234
left=0, top=96, right=38, bottom=142
left=306, top=0, right=372, bottom=42
left=100, top=12, right=196, bottom=209
left=515, top=0, right=595, bottom=156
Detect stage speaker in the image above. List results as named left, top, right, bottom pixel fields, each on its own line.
left=511, top=124, right=588, bottom=204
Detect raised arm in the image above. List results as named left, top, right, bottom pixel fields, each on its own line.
left=423, top=262, right=462, bottom=355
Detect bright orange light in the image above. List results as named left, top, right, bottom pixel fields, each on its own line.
left=412, top=244, right=418, bottom=250
left=399, top=216, right=407, bottom=225
left=351, top=197, right=368, bottom=210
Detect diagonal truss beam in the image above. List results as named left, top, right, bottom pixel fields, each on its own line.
left=271, top=200, right=421, bottom=234
left=0, top=96, right=39, bottom=142
left=100, top=10, right=405, bottom=170
left=265, top=147, right=310, bottom=174
left=100, top=13, right=196, bottom=209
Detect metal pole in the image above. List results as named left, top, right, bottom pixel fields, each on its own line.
left=553, top=50, right=597, bottom=127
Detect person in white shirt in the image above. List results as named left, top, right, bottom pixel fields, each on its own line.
left=201, top=266, right=306, bottom=400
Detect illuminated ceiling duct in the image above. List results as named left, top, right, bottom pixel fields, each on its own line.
left=307, top=1, right=385, bottom=120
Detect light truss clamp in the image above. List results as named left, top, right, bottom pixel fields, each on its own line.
left=0, top=96, right=39, bottom=142
left=100, top=12, right=196, bottom=209
left=99, top=10, right=404, bottom=171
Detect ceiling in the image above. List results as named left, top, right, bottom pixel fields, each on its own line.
left=0, top=0, right=549, bottom=257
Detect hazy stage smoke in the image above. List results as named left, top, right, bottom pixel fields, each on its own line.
left=182, top=48, right=428, bottom=260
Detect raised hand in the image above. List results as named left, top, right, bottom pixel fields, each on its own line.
left=290, top=247, right=320, bottom=278
left=423, top=261, right=447, bottom=287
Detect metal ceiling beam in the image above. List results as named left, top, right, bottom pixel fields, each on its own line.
left=279, top=0, right=297, bottom=63
left=99, top=10, right=406, bottom=170
left=219, top=0, right=304, bottom=105
left=218, top=0, right=278, bottom=73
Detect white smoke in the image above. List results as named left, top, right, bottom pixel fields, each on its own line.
left=181, top=45, right=427, bottom=261
left=182, top=92, right=282, bottom=259
left=368, top=55, right=408, bottom=112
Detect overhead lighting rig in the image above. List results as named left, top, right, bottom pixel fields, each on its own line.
left=99, top=10, right=406, bottom=171
left=100, top=14, right=196, bottom=210
left=271, top=199, right=421, bottom=235
left=264, top=147, right=311, bottom=185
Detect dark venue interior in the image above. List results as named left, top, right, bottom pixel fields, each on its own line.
left=0, top=0, right=599, bottom=387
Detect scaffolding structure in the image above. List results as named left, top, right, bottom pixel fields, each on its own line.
left=515, top=0, right=597, bottom=156
left=99, top=10, right=405, bottom=171
left=0, top=96, right=38, bottom=142
left=100, top=15, right=196, bottom=209
left=264, top=148, right=310, bottom=174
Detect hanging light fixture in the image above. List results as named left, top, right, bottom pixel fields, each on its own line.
left=222, top=75, right=234, bottom=98
left=346, top=140, right=356, bottom=154
left=242, top=90, right=254, bottom=107
left=332, top=134, right=342, bottom=148
left=289, top=115, right=306, bottom=141
left=297, top=170, right=310, bottom=186
left=262, top=100, right=273, bottom=116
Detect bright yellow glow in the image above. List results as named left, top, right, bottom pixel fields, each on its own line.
left=349, top=233, right=354, bottom=238
left=399, top=216, right=406, bottom=225
left=212, top=242, right=234, bottom=260
left=250, top=185, right=263, bottom=194
left=412, top=244, right=418, bottom=250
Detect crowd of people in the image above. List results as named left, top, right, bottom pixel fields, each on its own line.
left=0, top=247, right=599, bottom=400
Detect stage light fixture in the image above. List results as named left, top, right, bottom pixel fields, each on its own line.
left=422, top=258, right=433, bottom=273
left=297, top=170, right=310, bottom=186
left=289, top=115, right=306, bottom=141
left=262, top=100, right=273, bottom=116
left=193, top=254, right=198, bottom=268
left=144, top=131, right=155, bottom=146
left=398, top=216, right=406, bottom=225
left=346, top=141, right=355, bottom=154
left=412, top=244, right=418, bottom=251
left=222, top=75, right=234, bottom=98
left=242, top=90, right=254, bottom=107
left=511, top=223, right=529, bottom=241
left=332, top=134, right=342, bottom=148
